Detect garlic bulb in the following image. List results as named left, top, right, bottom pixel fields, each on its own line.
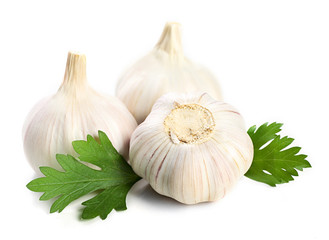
left=23, top=51, right=137, bottom=172
left=116, top=22, right=222, bottom=124
left=129, top=92, right=253, bottom=204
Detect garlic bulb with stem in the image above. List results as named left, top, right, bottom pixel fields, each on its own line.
left=129, top=92, right=253, bottom=204
left=23, top=51, right=137, bottom=172
left=116, top=22, right=222, bottom=124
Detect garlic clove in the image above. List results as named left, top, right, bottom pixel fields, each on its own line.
left=116, top=22, right=222, bottom=124
left=23, top=51, right=137, bottom=172
left=129, top=92, right=253, bottom=204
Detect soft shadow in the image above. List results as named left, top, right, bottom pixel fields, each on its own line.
left=130, top=180, right=192, bottom=210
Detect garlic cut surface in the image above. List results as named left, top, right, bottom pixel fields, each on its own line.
left=23, top=52, right=137, bottom=172
left=116, top=22, right=222, bottom=124
left=129, top=92, right=253, bottom=204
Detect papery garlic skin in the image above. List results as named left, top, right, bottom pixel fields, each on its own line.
left=23, top=52, right=137, bottom=172
left=129, top=92, right=253, bottom=204
left=116, top=22, right=222, bottom=124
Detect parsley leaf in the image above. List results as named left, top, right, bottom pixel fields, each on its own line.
left=26, top=131, right=141, bottom=220
left=245, top=122, right=311, bottom=186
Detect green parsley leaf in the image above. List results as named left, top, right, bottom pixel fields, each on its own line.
left=245, top=122, right=311, bottom=186
left=26, top=131, right=141, bottom=220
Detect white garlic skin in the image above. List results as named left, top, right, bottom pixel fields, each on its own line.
left=116, top=22, right=222, bottom=124
left=129, top=92, right=253, bottom=204
left=23, top=52, right=137, bottom=172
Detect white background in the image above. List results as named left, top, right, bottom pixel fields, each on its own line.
left=0, top=0, right=328, bottom=239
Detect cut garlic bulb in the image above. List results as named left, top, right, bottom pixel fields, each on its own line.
left=116, top=22, right=222, bottom=124
left=23, top=51, right=137, bottom=172
left=129, top=92, right=253, bottom=204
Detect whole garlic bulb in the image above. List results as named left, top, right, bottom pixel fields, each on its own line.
left=23, top=51, right=137, bottom=171
left=129, top=92, right=253, bottom=204
left=116, top=22, right=222, bottom=124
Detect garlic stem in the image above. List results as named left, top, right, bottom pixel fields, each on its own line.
left=155, top=22, right=184, bottom=57
left=59, top=51, right=88, bottom=94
